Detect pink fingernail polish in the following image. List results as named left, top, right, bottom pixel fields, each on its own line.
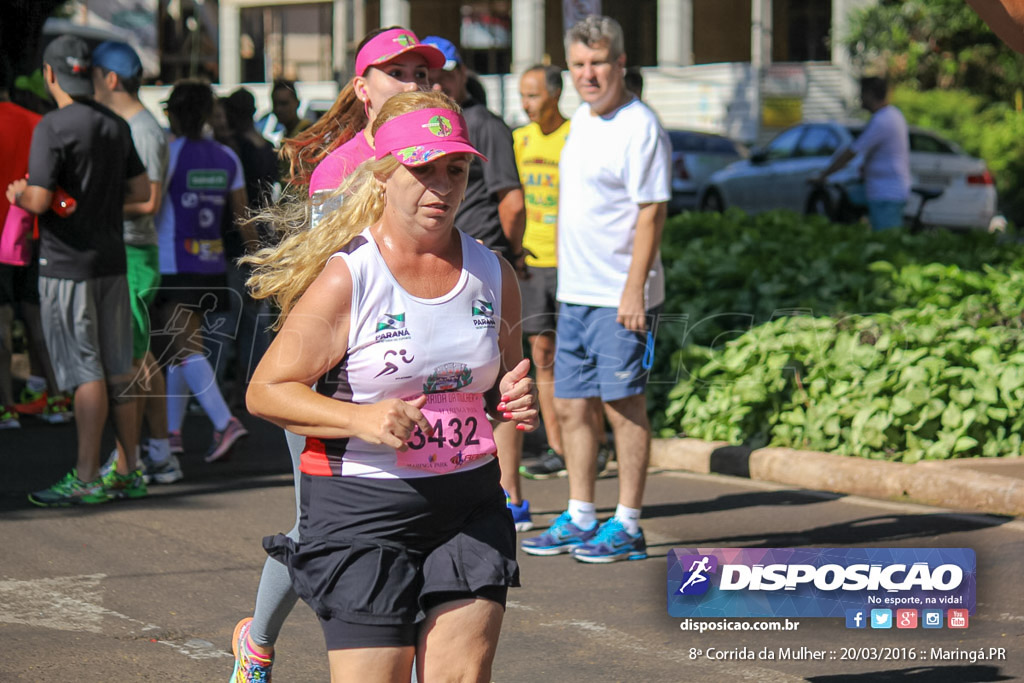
left=516, top=423, right=527, bottom=431
left=496, top=402, right=506, bottom=411
left=503, top=412, right=514, bottom=419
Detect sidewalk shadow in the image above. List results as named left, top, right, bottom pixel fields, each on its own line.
left=674, top=511, right=1011, bottom=548
left=807, top=664, right=1013, bottom=682
left=640, top=488, right=844, bottom=520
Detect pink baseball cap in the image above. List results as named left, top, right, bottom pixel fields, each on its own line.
left=374, top=107, right=487, bottom=167
left=355, top=28, right=446, bottom=77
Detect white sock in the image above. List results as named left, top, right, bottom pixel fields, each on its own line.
left=166, top=364, right=189, bottom=433
left=148, top=437, right=171, bottom=464
left=27, top=375, right=47, bottom=392
left=567, top=499, right=597, bottom=530
left=614, top=504, right=642, bottom=535
left=180, top=353, right=231, bottom=431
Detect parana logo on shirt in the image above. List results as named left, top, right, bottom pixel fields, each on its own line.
left=472, top=300, right=495, bottom=328
left=376, top=312, right=411, bottom=342
left=187, top=169, right=229, bottom=190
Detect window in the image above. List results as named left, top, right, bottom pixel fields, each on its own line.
left=796, top=126, right=839, bottom=157
left=764, top=126, right=805, bottom=160
left=910, top=132, right=956, bottom=155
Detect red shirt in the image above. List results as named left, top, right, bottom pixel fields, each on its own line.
left=0, top=101, right=42, bottom=236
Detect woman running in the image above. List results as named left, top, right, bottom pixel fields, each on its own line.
left=227, top=30, right=447, bottom=682
left=246, top=90, right=536, bottom=682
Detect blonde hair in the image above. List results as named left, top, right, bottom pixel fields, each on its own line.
left=245, top=90, right=462, bottom=326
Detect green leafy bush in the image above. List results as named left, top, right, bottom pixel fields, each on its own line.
left=654, top=210, right=1024, bottom=461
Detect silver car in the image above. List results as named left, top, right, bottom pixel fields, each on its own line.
left=699, top=121, right=998, bottom=230
left=667, top=129, right=747, bottom=214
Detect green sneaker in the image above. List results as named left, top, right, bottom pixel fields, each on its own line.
left=28, top=470, right=111, bottom=507
left=101, top=468, right=149, bottom=500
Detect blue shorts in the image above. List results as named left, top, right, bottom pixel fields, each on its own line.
left=867, top=200, right=906, bottom=231
left=553, top=302, right=659, bottom=402
left=846, top=184, right=906, bottom=231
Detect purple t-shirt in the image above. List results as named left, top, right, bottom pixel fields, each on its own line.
left=156, top=137, right=244, bottom=275
left=308, top=132, right=374, bottom=196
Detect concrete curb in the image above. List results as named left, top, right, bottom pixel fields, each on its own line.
left=650, top=438, right=1024, bottom=517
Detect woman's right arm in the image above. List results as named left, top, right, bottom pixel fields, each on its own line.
left=246, top=257, right=431, bottom=449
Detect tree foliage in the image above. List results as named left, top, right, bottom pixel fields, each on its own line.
left=844, top=0, right=1024, bottom=102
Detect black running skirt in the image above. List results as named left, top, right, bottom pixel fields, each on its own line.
left=264, top=459, right=519, bottom=626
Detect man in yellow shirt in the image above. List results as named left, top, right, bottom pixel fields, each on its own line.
left=514, top=65, right=570, bottom=479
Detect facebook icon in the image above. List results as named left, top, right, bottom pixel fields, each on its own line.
left=845, top=609, right=866, bottom=629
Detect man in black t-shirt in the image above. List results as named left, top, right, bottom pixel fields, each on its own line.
left=5, top=35, right=151, bottom=507
left=423, top=36, right=534, bottom=531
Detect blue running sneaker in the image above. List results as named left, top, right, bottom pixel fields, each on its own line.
left=571, top=518, right=647, bottom=563
left=521, top=511, right=598, bottom=556
left=505, top=491, right=534, bottom=532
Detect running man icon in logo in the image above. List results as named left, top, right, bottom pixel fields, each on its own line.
left=677, top=554, right=718, bottom=595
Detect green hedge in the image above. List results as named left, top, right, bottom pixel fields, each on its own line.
left=653, top=210, right=1024, bottom=461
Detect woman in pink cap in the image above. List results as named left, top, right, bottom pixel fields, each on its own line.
left=281, top=28, right=445, bottom=210
left=225, top=28, right=444, bottom=683
left=244, top=90, right=536, bottom=681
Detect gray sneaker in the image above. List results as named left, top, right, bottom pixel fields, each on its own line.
left=141, top=453, right=184, bottom=484
left=597, top=442, right=615, bottom=475
left=519, top=449, right=566, bottom=479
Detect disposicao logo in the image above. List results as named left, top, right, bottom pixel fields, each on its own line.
left=667, top=548, right=976, bottom=619
left=677, top=554, right=718, bottom=595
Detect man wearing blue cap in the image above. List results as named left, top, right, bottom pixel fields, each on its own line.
left=92, top=41, right=180, bottom=487
left=422, top=36, right=533, bottom=532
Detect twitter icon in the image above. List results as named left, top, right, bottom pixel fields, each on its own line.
left=870, top=609, right=892, bottom=629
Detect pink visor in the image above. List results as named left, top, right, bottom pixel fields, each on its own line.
left=355, top=28, right=446, bottom=77
left=374, top=108, right=487, bottom=166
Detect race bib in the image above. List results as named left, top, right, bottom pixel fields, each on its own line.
left=395, top=392, right=495, bottom=473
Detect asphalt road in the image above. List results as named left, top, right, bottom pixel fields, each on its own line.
left=2, top=414, right=1022, bottom=682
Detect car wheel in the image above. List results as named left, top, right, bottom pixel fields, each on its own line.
left=805, top=190, right=831, bottom=219
left=701, top=189, right=725, bottom=213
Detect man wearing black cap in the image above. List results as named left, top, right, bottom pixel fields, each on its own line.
left=91, top=40, right=180, bottom=486
left=5, top=35, right=152, bottom=506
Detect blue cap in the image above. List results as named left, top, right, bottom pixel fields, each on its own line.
left=92, top=41, right=142, bottom=78
left=422, top=36, right=462, bottom=71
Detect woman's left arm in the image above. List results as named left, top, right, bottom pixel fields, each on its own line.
left=494, top=256, right=538, bottom=431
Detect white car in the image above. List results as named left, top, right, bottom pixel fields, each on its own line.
left=699, top=121, right=998, bottom=230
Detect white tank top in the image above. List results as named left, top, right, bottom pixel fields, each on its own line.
left=302, top=227, right=503, bottom=479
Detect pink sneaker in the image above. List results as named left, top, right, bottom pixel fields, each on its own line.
left=231, top=617, right=273, bottom=682
left=205, top=416, right=249, bottom=462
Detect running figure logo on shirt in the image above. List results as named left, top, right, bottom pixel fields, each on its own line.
left=423, top=362, right=473, bottom=393
left=374, top=348, right=415, bottom=378
left=423, top=115, right=453, bottom=137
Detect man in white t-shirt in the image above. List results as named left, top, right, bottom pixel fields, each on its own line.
left=814, top=76, right=910, bottom=231
left=521, top=15, right=671, bottom=564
